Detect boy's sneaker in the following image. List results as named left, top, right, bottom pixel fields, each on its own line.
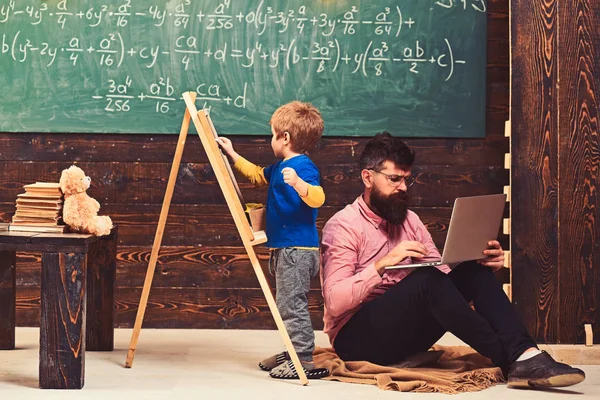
left=507, top=351, right=585, bottom=388
left=269, top=359, right=329, bottom=380
left=258, top=351, right=290, bottom=371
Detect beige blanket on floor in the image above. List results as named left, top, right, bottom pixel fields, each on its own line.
left=313, top=345, right=505, bottom=394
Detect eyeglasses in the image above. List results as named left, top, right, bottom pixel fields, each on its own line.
left=370, top=170, right=415, bottom=187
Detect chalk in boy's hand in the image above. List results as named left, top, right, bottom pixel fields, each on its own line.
left=215, top=136, right=234, bottom=154
left=281, top=167, right=300, bottom=187
left=215, top=136, right=240, bottom=163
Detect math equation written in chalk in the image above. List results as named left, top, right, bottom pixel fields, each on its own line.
left=0, top=0, right=487, bottom=137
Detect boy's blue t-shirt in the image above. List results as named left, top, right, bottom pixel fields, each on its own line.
left=263, top=155, right=321, bottom=248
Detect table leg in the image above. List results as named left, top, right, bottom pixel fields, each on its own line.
left=40, top=252, right=86, bottom=389
left=86, top=228, right=117, bottom=351
left=0, top=251, right=16, bottom=350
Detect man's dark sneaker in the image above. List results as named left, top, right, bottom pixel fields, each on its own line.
left=507, top=351, right=585, bottom=388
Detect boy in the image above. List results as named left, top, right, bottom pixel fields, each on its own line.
left=216, top=101, right=329, bottom=380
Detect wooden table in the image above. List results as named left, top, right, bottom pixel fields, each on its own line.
left=0, top=224, right=117, bottom=389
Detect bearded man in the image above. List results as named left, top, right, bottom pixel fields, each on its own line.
left=320, top=132, right=585, bottom=389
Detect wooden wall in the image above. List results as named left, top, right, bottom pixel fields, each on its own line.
left=0, top=1, right=509, bottom=330
left=511, top=0, right=600, bottom=344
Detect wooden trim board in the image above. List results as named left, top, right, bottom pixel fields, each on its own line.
left=538, top=344, right=600, bottom=365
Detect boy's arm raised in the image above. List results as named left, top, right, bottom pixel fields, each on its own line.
left=234, top=156, right=268, bottom=188
left=301, top=184, right=325, bottom=208
left=216, top=137, right=268, bottom=188
left=282, top=167, right=325, bottom=208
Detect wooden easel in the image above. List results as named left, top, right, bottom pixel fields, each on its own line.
left=124, top=91, right=309, bottom=385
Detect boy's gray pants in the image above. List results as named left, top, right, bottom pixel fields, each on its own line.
left=269, top=247, right=320, bottom=362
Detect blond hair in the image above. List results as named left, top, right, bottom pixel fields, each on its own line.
left=270, top=101, right=324, bottom=153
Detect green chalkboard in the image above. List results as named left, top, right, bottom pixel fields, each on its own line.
left=0, top=0, right=487, bottom=137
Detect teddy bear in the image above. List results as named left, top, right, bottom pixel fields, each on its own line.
left=59, top=165, right=113, bottom=236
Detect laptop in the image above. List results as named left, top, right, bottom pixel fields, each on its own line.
left=385, top=194, right=507, bottom=270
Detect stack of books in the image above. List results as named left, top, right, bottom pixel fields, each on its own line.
left=9, top=182, right=67, bottom=233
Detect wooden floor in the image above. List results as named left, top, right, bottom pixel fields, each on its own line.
left=1, top=328, right=598, bottom=399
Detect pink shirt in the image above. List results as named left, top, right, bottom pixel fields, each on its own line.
left=320, top=195, right=451, bottom=346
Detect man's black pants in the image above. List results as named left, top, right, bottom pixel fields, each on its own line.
left=333, top=262, right=536, bottom=370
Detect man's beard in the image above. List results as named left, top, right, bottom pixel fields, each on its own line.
left=370, top=185, right=409, bottom=225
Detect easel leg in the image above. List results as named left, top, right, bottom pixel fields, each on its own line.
left=124, top=92, right=196, bottom=368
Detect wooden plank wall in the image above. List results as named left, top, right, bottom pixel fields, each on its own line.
left=0, top=1, right=509, bottom=330
left=512, top=0, right=600, bottom=343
